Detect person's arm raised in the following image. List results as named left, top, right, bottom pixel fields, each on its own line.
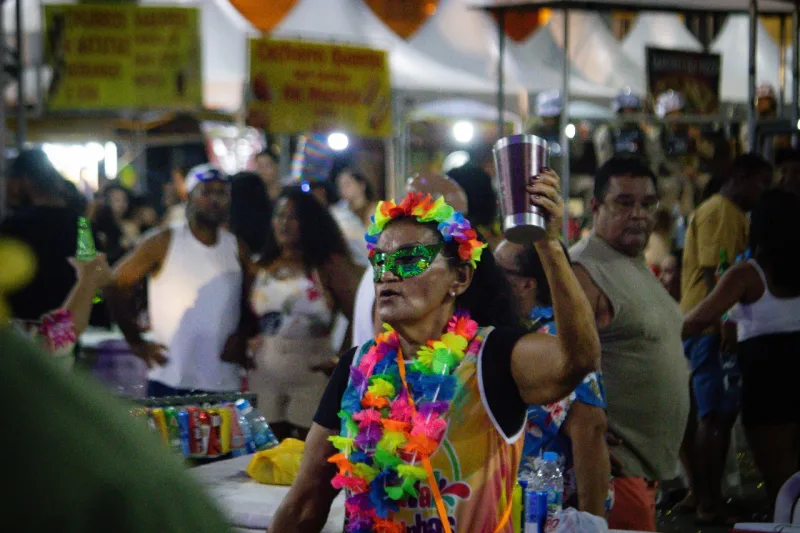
left=106, top=228, right=171, bottom=368
left=510, top=170, right=601, bottom=406
left=270, top=423, right=340, bottom=532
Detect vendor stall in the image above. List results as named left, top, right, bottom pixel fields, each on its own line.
left=190, top=454, right=346, bottom=532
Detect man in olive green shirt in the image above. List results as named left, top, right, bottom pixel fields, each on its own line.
left=0, top=326, right=232, bottom=533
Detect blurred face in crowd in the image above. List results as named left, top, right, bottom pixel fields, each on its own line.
left=189, top=180, right=229, bottom=227
left=273, top=197, right=301, bottom=249
left=337, top=171, right=365, bottom=207
left=310, top=184, right=329, bottom=207
left=592, top=175, right=658, bottom=258
left=659, top=255, right=680, bottom=301
left=6, top=176, right=26, bottom=208
left=107, top=188, right=129, bottom=219
left=779, top=160, right=800, bottom=198
left=757, top=96, right=777, bottom=117
left=256, top=154, right=278, bottom=185
left=734, top=168, right=773, bottom=212
left=494, top=240, right=537, bottom=317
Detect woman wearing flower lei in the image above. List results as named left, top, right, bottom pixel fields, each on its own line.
left=272, top=169, right=600, bottom=532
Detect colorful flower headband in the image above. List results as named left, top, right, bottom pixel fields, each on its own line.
left=365, top=192, right=487, bottom=267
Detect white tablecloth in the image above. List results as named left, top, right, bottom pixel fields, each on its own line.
left=190, top=455, right=345, bottom=532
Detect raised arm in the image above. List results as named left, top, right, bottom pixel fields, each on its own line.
left=510, top=170, right=601, bottom=406
left=106, top=228, right=171, bottom=367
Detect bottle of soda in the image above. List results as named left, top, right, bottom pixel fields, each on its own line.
left=234, top=398, right=279, bottom=451
left=529, top=452, right=563, bottom=533
left=76, top=216, right=102, bottom=303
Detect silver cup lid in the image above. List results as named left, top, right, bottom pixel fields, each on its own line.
left=493, top=134, right=549, bottom=153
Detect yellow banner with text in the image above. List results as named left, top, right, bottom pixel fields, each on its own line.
left=247, top=38, right=392, bottom=138
left=44, top=5, right=201, bottom=110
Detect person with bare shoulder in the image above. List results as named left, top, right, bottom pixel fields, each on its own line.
left=107, top=165, right=255, bottom=397
left=269, top=169, right=599, bottom=532
left=569, top=156, right=690, bottom=531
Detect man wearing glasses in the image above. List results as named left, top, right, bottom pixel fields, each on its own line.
left=108, top=165, right=253, bottom=397
left=570, top=156, right=690, bottom=531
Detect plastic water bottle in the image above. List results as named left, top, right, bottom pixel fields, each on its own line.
left=531, top=452, right=563, bottom=533
left=234, top=399, right=279, bottom=451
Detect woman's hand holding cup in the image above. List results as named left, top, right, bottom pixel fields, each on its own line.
left=526, top=168, right=565, bottom=244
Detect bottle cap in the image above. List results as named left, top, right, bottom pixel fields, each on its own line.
left=543, top=451, right=559, bottom=462
left=234, top=398, right=250, bottom=410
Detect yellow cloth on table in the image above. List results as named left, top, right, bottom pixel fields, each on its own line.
left=246, top=438, right=305, bottom=485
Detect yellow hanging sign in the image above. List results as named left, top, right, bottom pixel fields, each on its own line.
left=247, top=38, right=392, bottom=138
left=44, top=4, right=201, bottom=110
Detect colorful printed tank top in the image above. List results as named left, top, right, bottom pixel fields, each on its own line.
left=346, top=327, right=524, bottom=532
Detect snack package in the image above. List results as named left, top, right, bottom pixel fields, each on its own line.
left=246, top=438, right=305, bottom=486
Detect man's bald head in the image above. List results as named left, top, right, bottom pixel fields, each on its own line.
left=405, top=172, right=468, bottom=214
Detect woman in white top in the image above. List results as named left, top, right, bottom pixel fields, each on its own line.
left=683, top=189, right=800, bottom=507
left=249, top=188, right=364, bottom=440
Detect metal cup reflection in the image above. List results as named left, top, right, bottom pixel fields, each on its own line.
left=492, top=134, right=549, bottom=244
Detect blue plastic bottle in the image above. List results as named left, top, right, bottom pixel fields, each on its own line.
left=234, top=399, right=279, bottom=451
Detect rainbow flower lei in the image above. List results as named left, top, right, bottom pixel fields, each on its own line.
left=328, top=311, right=483, bottom=533
left=365, top=192, right=487, bottom=267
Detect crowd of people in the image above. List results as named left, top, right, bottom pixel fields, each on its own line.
left=2, top=111, right=800, bottom=531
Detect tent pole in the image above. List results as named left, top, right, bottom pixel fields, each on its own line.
left=497, top=9, right=505, bottom=139
left=748, top=0, right=758, bottom=155
left=793, top=6, right=799, bottom=147
left=0, top=0, right=5, bottom=220
left=15, top=0, right=25, bottom=150
left=779, top=14, right=786, bottom=116
left=560, top=9, right=571, bottom=243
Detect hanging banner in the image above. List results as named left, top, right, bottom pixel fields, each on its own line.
left=44, top=4, right=201, bottom=110
left=646, top=47, right=721, bottom=115
left=247, top=38, right=392, bottom=137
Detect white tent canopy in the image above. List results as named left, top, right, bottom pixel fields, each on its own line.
left=410, top=0, right=617, bottom=98
left=510, top=35, right=618, bottom=98
left=409, top=98, right=523, bottom=128
left=272, top=0, right=502, bottom=97
left=711, top=14, right=792, bottom=103
left=542, top=10, right=646, bottom=94
left=408, top=0, right=524, bottom=90
left=469, top=0, right=796, bottom=14
left=621, top=12, right=703, bottom=69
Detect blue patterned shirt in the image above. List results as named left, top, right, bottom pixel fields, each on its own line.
left=519, top=306, right=607, bottom=509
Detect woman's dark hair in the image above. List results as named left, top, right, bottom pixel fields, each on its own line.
left=309, top=180, right=339, bottom=206
left=446, top=164, right=497, bottom=227
left=61, top=180, right=88, bottom=217
left=9, top=148, right=64, bottom=195
left=451, top=233, right=520, bottom=328
left=749, top=189, right=800, bottom=290
left=230, top=172, right=277, bottom=257
left=103, top=184, right=132, bottom=212
left=339, top=169, right=375, bottom=202
left=516, top=240, right=570, bottom=307
left=702, top=153, right=773, bottom=202
left=266, top=187, right=351, bottom=270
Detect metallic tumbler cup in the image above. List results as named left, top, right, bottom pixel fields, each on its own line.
left=493, top=134, right=549, bottom=244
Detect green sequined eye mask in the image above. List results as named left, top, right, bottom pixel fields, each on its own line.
left=369, top=243, right=444, bottom=282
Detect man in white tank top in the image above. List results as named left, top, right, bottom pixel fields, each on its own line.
left=107, top=165, right=254, bottom=397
